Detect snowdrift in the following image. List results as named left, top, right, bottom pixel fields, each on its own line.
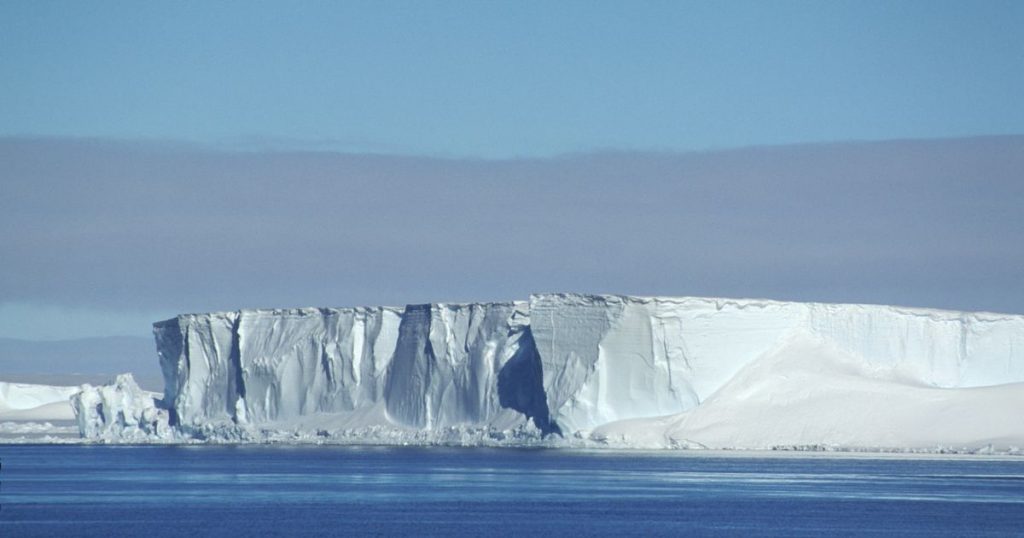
left=0, top=381, right=79, bottom=421
left=72, top=294, right=1024, bottom=451
left=592, top=333, right=1024, bottom=449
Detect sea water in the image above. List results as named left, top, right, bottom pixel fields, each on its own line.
left=0, top=445, right=1022, bottom=536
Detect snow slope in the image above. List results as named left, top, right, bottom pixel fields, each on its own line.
left=533, top=295, right=1024, bottom=434
left=73, top=294, right=1024, bottom=450
left=592, top=333, right=1024, bottom=450
left=0, top=381, right=78, bottom=421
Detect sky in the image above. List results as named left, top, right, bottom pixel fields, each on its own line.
left=1, top=2, right=1023, bottom=341
left=3, top=1, right=1023, bottom=156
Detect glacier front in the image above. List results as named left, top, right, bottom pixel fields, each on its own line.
left=72, top=294, right=1024, bottom=451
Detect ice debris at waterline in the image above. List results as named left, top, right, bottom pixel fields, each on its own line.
left=69, top=294, right=1024, bottom=451
left=72, top=374, right=170, bottom=440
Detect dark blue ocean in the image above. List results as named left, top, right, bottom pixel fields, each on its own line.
left=1, top=445, right=1022, bottom=536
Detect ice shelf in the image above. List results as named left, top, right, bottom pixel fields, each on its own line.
left=70, top=294, right=1024, bottom=451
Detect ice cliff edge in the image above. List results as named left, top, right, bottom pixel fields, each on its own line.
left=73, top=294, right=1024, bottom=450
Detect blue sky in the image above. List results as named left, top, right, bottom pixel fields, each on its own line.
left=1, top=2, right=1023, bottom=342
left=2, top=1, right=1022, bottom=156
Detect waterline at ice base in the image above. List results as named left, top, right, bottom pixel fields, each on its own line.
left=54, top=294, right=1024, bottom=452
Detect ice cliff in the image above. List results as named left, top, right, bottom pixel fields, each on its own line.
left=150, top=302, right=556, bottom=441
left=74, top=294, right=1024, bottom=450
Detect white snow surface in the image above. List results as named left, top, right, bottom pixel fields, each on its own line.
left=591, top=333, right=1024, bottom=450
left=0, top=381, right=79, bottom=421
left=72, top=294, right=1024, bottom=451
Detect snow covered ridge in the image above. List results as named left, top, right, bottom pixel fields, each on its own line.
left=72, top=294, right=1024, bottom=451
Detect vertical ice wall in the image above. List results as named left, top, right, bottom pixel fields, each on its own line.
left=235, top=307, right=402, bottom=422
left=155, top=312, right=239, bottom=427
left=384, top=302, right=531, bottom=429
left=154, top=307, right=403, bottom=427
left=152, top=294, right=1024, bottom=437
left=154, top=302, right=552, bottom=432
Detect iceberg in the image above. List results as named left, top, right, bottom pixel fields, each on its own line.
left=72, top=294, right=1024, bottom=451
left=0, top=381, right=79, bottom=421
left=71, top=374, right=170, bottom=440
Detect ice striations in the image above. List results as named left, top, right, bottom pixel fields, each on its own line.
left=148, top=302, right=555, bottom=442
left=71, top=374, right=170, bottom=440
left=73, top=294, right=1024, bottom=451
